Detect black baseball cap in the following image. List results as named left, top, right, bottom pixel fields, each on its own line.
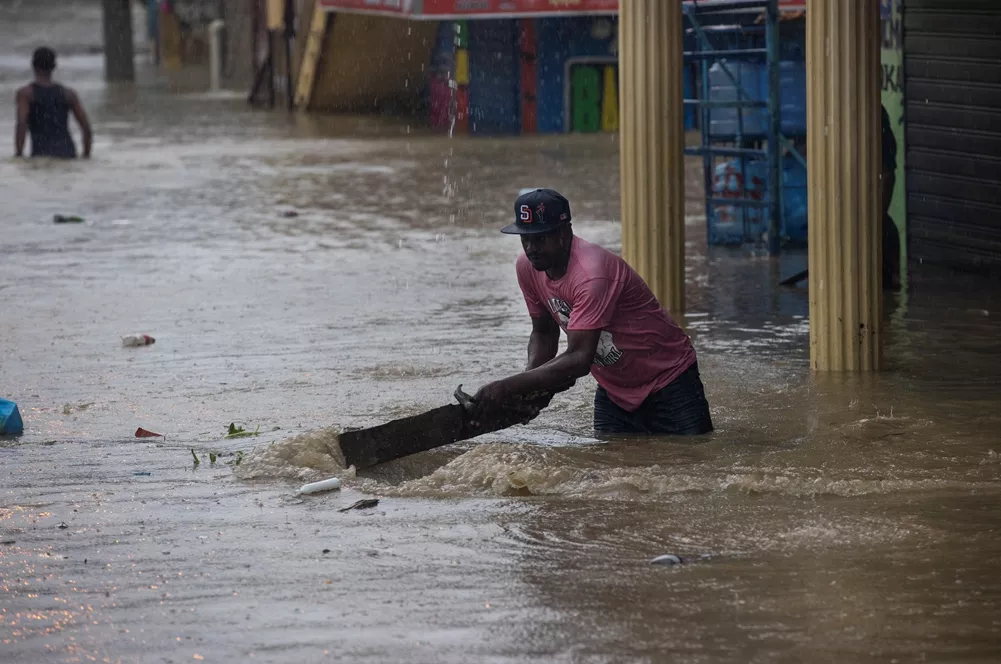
left=501, top=188, right=572, bottom=235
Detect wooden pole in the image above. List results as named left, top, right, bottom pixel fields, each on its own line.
left=101, top=0, right=135, bottom=82
left=268, top=31, right=276, bottom=109
left=284, top=0, right=295, bottom=110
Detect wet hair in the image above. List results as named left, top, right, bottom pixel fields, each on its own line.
left=32, top=47, right=56, bottom=73
left=881, top=105, right=897, bottom=172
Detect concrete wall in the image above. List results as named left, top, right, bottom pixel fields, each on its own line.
left=310, top=13, right=438, bottom=114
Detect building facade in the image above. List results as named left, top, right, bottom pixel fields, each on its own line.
left=303, top=0, right=1001, bottom=276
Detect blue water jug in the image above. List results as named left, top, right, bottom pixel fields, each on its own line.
left=709, top=158, right=768, bottom=245
left=708, top=60, right=767, bottom=139
left=779, top=59, right=807, bottom=136
left=782, top=154, right=809, bottom=242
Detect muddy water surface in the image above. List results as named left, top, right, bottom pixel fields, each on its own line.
left=2, top=2, right=1000, bottom=663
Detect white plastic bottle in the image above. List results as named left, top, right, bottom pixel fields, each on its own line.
left=122, top=334, right=156, bottom=347
left=295, top=477, right=341, bottom=496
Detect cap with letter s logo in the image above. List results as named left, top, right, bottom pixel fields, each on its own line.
left=502, top=188, right=572, bottom=236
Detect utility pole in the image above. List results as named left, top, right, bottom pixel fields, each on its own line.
left=102, top=0, right=136, bottom=82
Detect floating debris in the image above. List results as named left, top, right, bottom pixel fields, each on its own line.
left=295, top=477, right=341, bottom=496
left=122, top=334, right=156, bottom=347
left=338, top=499, right=379, bottom=513
left=225, top=423, right=260, bottom=439
left=0, top=399, right=23, bottom=435
left=53, top=214, right=85, bottom=223
left=135, top=427, right=163, bottom=438
left=650, top=554, right=684, bottom=566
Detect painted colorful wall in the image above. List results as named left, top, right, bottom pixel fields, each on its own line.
left=535, top=16, right=618, bottom=133
left=429, top=15, right=693, bottom=136
left=468, top=20, right=521, bottom=134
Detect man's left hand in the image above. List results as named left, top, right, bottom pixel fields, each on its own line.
left=472, top=380, right=509, bottom=421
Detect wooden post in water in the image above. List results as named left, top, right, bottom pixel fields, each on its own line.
left=102, top=0, right=135, bottom=82
left=618, top=0, right=685, bottom=315
left=807, top=0, right=883, bottom=371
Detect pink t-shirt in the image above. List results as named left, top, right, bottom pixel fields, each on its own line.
left=516, top=236, right=697, bottom=411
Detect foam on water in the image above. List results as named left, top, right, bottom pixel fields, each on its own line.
left=382, top=442, right=995, bottom=499
left=233, top=427, right=351, bottom=483
left=232, top=427, right=997, bottom=500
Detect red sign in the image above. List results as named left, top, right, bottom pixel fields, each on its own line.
left=320, top=0, right=617, bottom=17
left=421, top=0, right=618, bottom=15
left=319, top=0, right=806, bottom=17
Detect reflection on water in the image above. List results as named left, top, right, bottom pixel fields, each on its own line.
left=1, top=1, right=1000, bottom=662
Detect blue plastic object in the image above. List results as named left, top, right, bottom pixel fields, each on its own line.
left=0, top=399, right=24, bottom=435
left=782, top=154, right=808, bottom=242
left=468, top=20, right=520, bottom=135
left=708, top=155, right=808, bottom=246
left=707, top=60, right=767, bottom=138
left=684, top=66, right=696, bottom=130
left=709, top=159, right=768, bottom=245
left=778, top=59, right=807, bottom=136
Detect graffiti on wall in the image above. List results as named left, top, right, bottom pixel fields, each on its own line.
left=881, top=0, right=906, bottom=287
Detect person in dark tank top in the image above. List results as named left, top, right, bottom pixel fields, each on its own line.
left=14, top=47, right=92, bottom=159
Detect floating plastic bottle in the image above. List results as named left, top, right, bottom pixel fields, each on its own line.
left=122, top=334, right=156, bottom=347
left=295, top=477, right=342, bottom=496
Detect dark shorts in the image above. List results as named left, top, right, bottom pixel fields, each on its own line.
left=593, top=362, right=713, bottom=436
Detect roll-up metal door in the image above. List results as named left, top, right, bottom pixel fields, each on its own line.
left=904, top=0, right=1001, bottom=272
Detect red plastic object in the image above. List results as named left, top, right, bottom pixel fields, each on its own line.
left=455, top=87, right=470, bottom=134
left=135, top=427, right=163, bottom=438
left=430, top=74, right=452, bottom=130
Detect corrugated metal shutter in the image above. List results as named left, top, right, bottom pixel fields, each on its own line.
left=904, top=0, right=1001, bottom=272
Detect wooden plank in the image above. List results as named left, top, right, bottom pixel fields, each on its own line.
left=294, top=2, right=332, bottom=110
left=339, top=387, right=554, bottom=470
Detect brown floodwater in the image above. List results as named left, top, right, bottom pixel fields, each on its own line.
left=2, top=2, right=1000, bottom=663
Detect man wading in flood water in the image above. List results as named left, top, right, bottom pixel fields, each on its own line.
left=14, top=47, right=92, bottom=159
left=473, top=189, right=713, bottom=436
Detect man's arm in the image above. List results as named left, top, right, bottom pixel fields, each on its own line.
left=473, top=328, right=599, bottom=416
left=526, top=315, right=560, bottom=370
left=67, top=88, right=92, bottom=158
left=14, top=88, right=29, bottom=157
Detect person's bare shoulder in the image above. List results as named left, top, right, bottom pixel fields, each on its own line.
left=15, top=84, right=32, bottom=102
